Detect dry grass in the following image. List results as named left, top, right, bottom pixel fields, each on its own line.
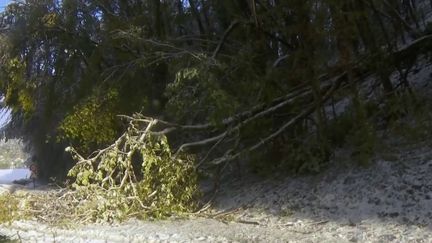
left=0, top=193, right=28, bottom=224
left=0, top=188, right=82, bottom=227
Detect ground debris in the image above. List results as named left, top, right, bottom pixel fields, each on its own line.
left=2, top=141, right=432, bottom=242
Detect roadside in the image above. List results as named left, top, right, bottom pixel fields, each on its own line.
left=1, top=139, right=432, bottom=242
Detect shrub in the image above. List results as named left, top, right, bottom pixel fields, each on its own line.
left=66, top=117, right=200, bottom=222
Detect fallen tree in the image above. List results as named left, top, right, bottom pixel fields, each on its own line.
left=66, top=118, right=200, bottom=221
left=2, top=0, right=432, bottom=223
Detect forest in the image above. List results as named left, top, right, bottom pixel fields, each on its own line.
left=1, top=0, right=432, bottom=220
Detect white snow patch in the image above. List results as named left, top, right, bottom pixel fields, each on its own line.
left=0, top=168, right=30, bottom=184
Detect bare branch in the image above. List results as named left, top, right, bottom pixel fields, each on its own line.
left=212, top=20, right=241, bottom=59
left=209, top=75, right=345, bottom=166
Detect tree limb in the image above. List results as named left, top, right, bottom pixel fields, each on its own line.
left=212, top=20, right=241, bottom=59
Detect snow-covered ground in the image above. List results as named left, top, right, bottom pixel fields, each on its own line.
left=1, top=140, right=432, bottom=242
left=0, top=168, right=30, bottom=194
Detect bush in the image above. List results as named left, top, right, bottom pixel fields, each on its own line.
left=66, top=117, right=200, bottom=222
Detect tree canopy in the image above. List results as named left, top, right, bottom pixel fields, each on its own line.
left=0, top=0, right=431, bottom=179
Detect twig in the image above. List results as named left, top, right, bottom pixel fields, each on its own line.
left=212, top=20, right=241, bottom=59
